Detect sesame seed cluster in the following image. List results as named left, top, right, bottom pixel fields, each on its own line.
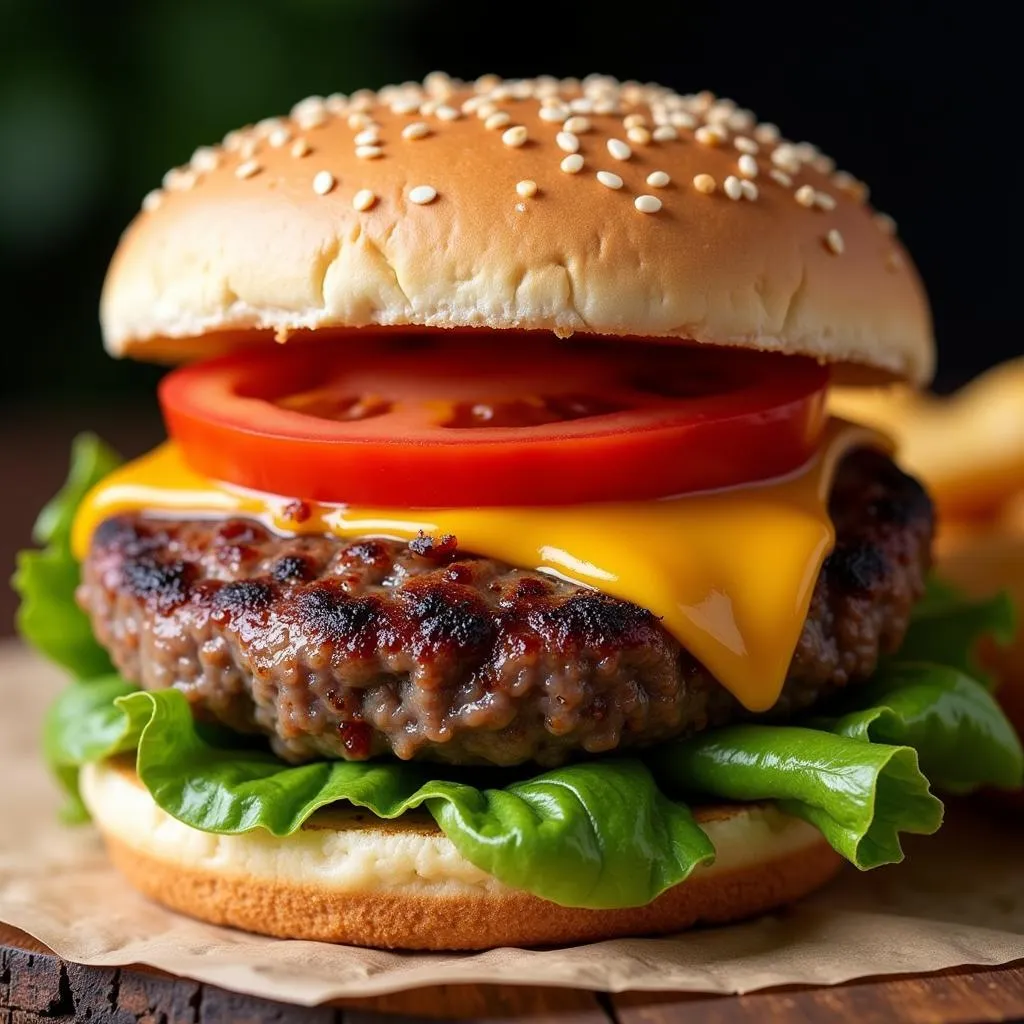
left=144, top=72, right=902, bottom=267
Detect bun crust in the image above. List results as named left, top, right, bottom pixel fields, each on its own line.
left=81, top=758, right=842, bottom=950
left=102, top=74, right=932, bottom=385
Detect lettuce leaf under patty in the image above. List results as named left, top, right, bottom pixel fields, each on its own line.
left=18, top=436, right=1024, bottom=910
left=45, top=657, right=1023, bottom=905
left=12, top=434, right=121, bottom=679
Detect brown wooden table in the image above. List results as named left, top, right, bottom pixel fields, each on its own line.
left=3, top=924, right=1023, bottom=1022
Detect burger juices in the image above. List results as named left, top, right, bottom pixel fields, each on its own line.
left=14, top=73, right=1023, bottom=950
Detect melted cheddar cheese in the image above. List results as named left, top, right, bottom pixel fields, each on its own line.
left=72, top=418, right=887, bottom=712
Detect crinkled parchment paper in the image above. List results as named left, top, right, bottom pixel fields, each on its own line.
left=1, top=643, right=1021, bottom=1005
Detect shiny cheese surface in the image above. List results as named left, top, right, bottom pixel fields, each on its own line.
left=72, top=418, right=886, bottom=712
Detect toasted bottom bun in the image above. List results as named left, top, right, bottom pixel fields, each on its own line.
left=80, top=758, right=842, bottom=950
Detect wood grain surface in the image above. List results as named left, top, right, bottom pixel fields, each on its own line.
left=3, top=924, right=1023, bottom=1022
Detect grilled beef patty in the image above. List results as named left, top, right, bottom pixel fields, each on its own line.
left=78, top=448, right=933, bottom=766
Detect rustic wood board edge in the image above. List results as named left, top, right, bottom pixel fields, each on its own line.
left=3, top=924, right=1024, bottom=1023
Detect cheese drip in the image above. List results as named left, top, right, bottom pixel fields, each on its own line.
left=72, top=418, right=886, bottom=712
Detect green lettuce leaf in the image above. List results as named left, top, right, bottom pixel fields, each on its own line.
left=12, top=434, right=121, bottom=678
left=43, top=674, right=139, bottom=820
left=897, top=578, right=1016, bottom=683
left=648, top=725, right=943, bottom=869
left=812, top=662, right=1024, bottom=794
left=47, top=685, right=715, bottom=909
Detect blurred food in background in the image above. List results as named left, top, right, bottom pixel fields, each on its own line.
left=832, top=359, right=1024, bottom=788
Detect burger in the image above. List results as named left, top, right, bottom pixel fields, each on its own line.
left=832, top=359, right=1024, bottom=796
left=13, top=73, right=1023, bottom=950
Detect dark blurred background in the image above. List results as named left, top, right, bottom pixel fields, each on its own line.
left=1, top=0, right=1018, bottom=629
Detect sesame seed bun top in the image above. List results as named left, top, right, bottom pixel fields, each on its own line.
left=102, top=72, right=934, bottom=385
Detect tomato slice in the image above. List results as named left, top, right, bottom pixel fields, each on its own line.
left=159, top=335, right=829, bottom=507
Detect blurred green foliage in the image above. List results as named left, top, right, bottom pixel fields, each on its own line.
left=0, top=0, right=423, bottom=402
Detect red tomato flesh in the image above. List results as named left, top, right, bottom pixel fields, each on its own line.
left=159, top=335, right=830, bottom=507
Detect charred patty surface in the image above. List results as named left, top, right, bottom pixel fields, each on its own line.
left=79, top=448, right=933, bottom=766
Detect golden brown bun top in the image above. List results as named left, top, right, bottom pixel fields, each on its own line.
left=102, top=73, right=933, bottom=384
left=831, top=357, right=1024, bottom=518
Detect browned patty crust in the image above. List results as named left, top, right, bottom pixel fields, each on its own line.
left=78, top=448, right=933, bottom=766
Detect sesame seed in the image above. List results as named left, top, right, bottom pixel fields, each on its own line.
left=597, top=170, right=623, bottom=189
left=312, top=170, right=336, bottom=195
left=355, top=145, right=383, bottom=160
left=476, top=102, right=499, bottom=120
left=723, top=175, right=743, bottom=200
left=740, top=179, right=758, bottom=200
left=325, top=93, right=348, bottom=115
left=502, top=125, right=528, bottom=147
left=814, top=190, right=837, bottom=211
left=607, top=138, right=632, bottom=160
left=570, top=98, right=594, bottom=114
left=647, top=170, right=671, bottom=187
left=652, top=125, right=678, bottom=142
left=812, top=154, right=836, bottom=175
left=352, top=189, right=377, bottom=211
left=291, top=139, right=311, bottom=158
left=292, top=98, right=327, bottom=130
left=834, top=173, right=869, bottom=202
left=268, top=127, right=292, bottom=148
left=771, top=144, right=801, bottom=174
left=564, top=115, right=591, bottom=133
left=141, top=189, right=163, bottom=212
left=825, top=229, right=845, bottom=254
left=560, top=153, right=585, bottom=173
left=348, top=113, right=373, bottom=130
left=634, top=194, right=662, bottom=214
left=353, top=128, right=380, bottom=147
left=695, top=125, right=727, bottom=147
left=738, top=154, right=759, bottom=178
left=734, top=136, right=759, bottom=154
left=408, top=184, right=438, bottom=205
left=238, top=139, right=258, bottom=160
left=255, top=117, right=284, bottom=137
left=349, top=90, right=375, bottom=112
left=435, top=104, right=461, bottom=121
left=794, top=141, right=819, bottom=163
left=539, top=106, right=569, bottom=123
left=402, top=121, right=431, bottom=140
left=594, top=99, right=618, bottom=115
left=727, top=109, right=756, bottom=133
left=485, top=111, right=512, bottom=130
left=516, top=179, right=538, bottom=198
left=769, top=169, right=793, bottom=187
left=419, top=99, right=439, bottom=116
left=670, top=111, right=698, bottom=129
left=190, top=146, right=219, bottom=172
left=794, top=184, right=817, bottom=207
left=623, top=113, right=647, bottom=129
left=875, top=212, right=897, bottom=235
left=556, top=131, right=580, bottom=153
left=222, top=130, right=245, bottom=151
left=754, top=122, right=780, bottom=144
left=627, top=126, right=652, bottom=145
left=705, top=101, right=734, bottom=125
left=692, top=173, right=716, bottom=194
left=393, top=99, right=422, bottom=116
left=235, top=160, right=261, bottom=180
